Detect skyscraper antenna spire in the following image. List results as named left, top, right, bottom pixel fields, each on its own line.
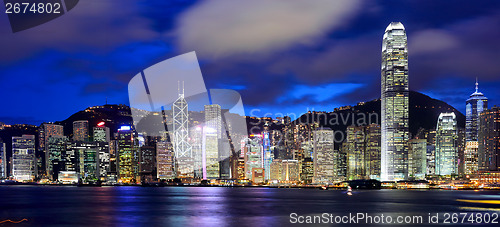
left=182, top=81, right=185, bottom=96
left=475, top=77, right=479, bottom=93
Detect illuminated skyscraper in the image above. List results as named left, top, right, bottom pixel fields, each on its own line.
left=47, top=136, right=68, bottom=180
left=12, top=135, right=36, bottom=181
left=73, top=120, right=89, bottom=142
left=172, top=82, right=193, bottom=177
left=478, top=107, right=500, bottom=171
left=381, top=22, right=409, bottom=181
left=408, top=139, right=427, bottom=180
left=117, top=126, right=138, bottom=183
left=466, top=79, right=488, bottom=142
left=464, top=141, right=478, bottom=174
left=345, top=126, right=366, bottom=180
left=243, top=137, right=263, bottom=180
left=93, top=122, right=110, bottom=142
left=205, top=104, right=222, bottom=139
left=39, top=123, right=64, bottom=175
left=157, top=141, right=175, bottom=180
left=313, top=128, right=336, bottom=184
left=365, top=124, right=381, bottom=180
left=435, top=113, right=458, bottom=175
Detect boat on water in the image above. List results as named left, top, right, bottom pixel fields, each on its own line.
left=347, top=186, right=352, bottom=196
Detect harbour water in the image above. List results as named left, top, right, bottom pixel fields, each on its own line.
left=1, top=186, right=499, bottom=226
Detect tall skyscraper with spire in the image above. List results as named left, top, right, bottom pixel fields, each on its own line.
left=466, top=78, right=488, bottom=142
left=381, top=22, right=409, bottom=181
left=172, top=81, right=193, bottom=177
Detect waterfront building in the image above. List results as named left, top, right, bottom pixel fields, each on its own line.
left=39, top=123, right=64, bottom=176
left=301, top=157, right=314, bottom=184
left=12, top=135, right=36, bottom=181
left=47, top=136, right=69, bottom=180
left=381, top=22, right=410, bottom=181
left=435, top=113, right=458, bottom=175
left=464, top=141, right=479, bottom=175
left=478, top=107, right=500, bottom=171
left=117, top=126, right=138, bottom=183
left=139, top=146, right=155, bottom=182
left=243, top=137, right=263, bottom=181
left=157, top=141, right=175, bottom=180
left=365, top=124, right=381, bottom=180
left=408, top=139, right=427, bottom=180
left=313, top=128, right=336, bottom=184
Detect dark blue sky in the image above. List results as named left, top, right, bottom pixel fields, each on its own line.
left=1, top=0, right=500, bottom=125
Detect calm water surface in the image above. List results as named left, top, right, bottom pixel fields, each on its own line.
left=1, top=186, right=499, bottom=226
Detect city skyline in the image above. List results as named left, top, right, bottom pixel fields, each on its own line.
left=2, top=0, right=500, bottom=125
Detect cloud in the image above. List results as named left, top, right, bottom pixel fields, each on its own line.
left=409, top=29, right=460, bottom=54
left=0, top=0, right=159, bottom=63
left=175, top=0, right=363, bottom=58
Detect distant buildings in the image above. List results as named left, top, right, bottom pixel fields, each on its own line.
left=435, top=113, right=458, bottom=175
left=478, top=107, right=500, bottom=171
left=12, top=135, right=36, bottom=181
left=381, top=22, right=410, bottom=181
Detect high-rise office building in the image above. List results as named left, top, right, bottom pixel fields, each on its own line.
left=243, top=137, right=263, bottom=181
left=408, top=139, right=427, bottom=180
left=281, top=160, right=300, bottom=182
left=464, top=141, right=479, bottom=175
left=117, top=126, right=138, bottom=183
left=172, top=83, right=193, bottom=177
left=204, top=104, right=223, bottom=139
left=478, top=107, right=500, bottom=171
left=139, top=146, right=155, bottom=182
left=365, top=124, right=381, bottom=180
left=204, top=129, right=219, bottom=179
left=313, top=128, right=336, bottom=184
left=157, top=141, right=175, bottom=180
left=190, top=126, right=203, bottom=178
left=67, top=141, right=102, bottom=183
left=301, top=157, right=314, bottom=184
left=345, top=126, right=366, bottom=180
left=93, top=122, right=110, bottom=142
left=47, top=136, right=68, bottom=180
left=435, top=113, right=458, bottom=175
left=466, top=79, right=488, bottom=142
left=73, top=120, right=89, bottom=142
left=39, top=123, right=64, bottom=176
left=381, top=22, right=410, bottom=181
left=12, top=135, right=36, bottom=181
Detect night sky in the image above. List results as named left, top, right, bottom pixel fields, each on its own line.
left=1, top=0, right=500, bottom=125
